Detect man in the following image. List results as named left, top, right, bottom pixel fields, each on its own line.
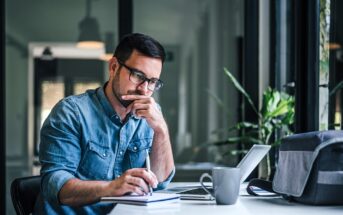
left=34, top=33, right=175, bottom=214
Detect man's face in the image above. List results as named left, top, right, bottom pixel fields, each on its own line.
left=110, top=50, right=163, bottom=107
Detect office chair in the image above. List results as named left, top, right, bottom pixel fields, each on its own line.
left=11, top=175, right=41, bottom=215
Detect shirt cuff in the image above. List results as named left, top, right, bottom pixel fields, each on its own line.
left=41, top=170, right=75, bottom=204
left=155, top=167, right=175, bottom=190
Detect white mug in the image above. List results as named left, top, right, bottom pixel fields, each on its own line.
left=200, top=167, right=240, bottom=205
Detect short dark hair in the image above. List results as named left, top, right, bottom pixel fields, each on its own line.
left=114, top=33, right=165, bottom=64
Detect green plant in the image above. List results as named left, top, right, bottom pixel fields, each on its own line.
left=211, top=68, right=295, bottom=179
left=215, top=68, right=295, bottom=148
left=210, top=68, right=294, bottom=158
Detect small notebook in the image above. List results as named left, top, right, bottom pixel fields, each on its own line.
left=100, top=193, right=180, bottom=206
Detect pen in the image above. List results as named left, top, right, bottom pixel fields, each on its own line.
left=146, top=149, right=153, bottom=196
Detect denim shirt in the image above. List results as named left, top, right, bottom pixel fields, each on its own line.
left=34, top=85, right=175, bottom=214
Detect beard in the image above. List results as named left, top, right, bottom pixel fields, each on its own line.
left=112, top=69, right=138, bottom=108
left=118, top=96, right=133, bottom=108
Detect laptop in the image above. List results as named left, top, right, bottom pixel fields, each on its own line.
left=173, top=144, right=271, bottom=200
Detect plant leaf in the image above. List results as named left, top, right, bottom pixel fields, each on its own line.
left=228, top=121, right=259, bottom=132
left=222, top=149, right=249, bottom=156
left=226, top=136, right=265, bottom=145
left=223, top=68, right=260, bottom=117
left=267, top=100, right=290, bottom=117
left=330, top=80, right=343, bottom=96
left=263, top=88, right=281, bottom=116
left=206, top=89, right=225, bottom=108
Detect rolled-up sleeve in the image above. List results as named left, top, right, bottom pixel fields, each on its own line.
left=39, top=98, right=81, bottom=204
left=41, top=170, right=75, bottom=203
left=156, top=167, right=175, bottom=190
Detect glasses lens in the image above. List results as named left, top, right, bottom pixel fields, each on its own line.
left=124, top=64, right=163, bottom=92
left=129, top=70, right=146, bottom=84
left=152, top=80, right=163, bottom=91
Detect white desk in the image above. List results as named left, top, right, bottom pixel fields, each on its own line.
left=109, top=182, right=343, bottom=215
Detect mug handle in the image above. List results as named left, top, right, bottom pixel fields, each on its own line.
left=200, top=173, right=214, bottom=197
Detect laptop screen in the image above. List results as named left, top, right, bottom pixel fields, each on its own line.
left=236, top=144, right=271, bottom=183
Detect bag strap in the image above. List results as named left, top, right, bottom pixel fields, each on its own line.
left=246, top=178, right=278, bottom=196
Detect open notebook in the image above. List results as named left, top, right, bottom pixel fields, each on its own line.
left=101, top=193, right=180, bottom=206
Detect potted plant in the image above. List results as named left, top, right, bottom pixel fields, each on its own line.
left=212, top=68, right=295, bottom=179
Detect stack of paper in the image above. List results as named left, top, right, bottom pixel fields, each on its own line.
left=101, top=193, right=180, bottom=206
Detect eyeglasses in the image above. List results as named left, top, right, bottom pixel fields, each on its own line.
left=117, top=60, right=163, bottom=92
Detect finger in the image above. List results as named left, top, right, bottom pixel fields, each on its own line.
left=122, top=95, right=150, bottom=100
left=131, top=105, right=150, bottom=118
left=126, top=183, right=145, bottom=195
left=128, top=176, right=149, bottom=193
left=124, top=99, right=151, bottom=115
left=111, top=176, right=143, bottom=196
left=124, top=169, right=152, bottom=192
left=131, top=98, right=152, bottom=105
left=146, top=169, right=158, bottom=188
left=131, top=103, right=150, bottom=111
left=135, top=110, right=153, bottom=118
left=144, top=169, right=158, bottom=188
left=130, top=168, right=158, bottom=188
left=135, top=110, right=147, bottom=118
left=124, top=100, right=148, bottom=115
left=149, top=170, right=158, bottom=182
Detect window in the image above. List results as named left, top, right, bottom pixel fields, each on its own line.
left=326, top=0, right=343, bottom=130
left=41, top=81, right=65, bottom=127
left=32, top=55, right=105, bottom=155
left=133, top=0, right=245, bottom=180
left=74, top=82, right=102, bottom=95
left=6, top=1, right=118, bottom=213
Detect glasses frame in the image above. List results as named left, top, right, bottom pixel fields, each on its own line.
left=117, top=60, right=164, bottom=91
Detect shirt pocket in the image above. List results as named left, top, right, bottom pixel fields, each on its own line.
left=78, top=140, right=112, bottom=180
left=126, top=138, right=152, bottom=168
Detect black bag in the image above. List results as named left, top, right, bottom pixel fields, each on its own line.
left=247, top=130, right=343, bottom=205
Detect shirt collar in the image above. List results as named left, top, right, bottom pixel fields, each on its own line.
left=96, top=82, right=118, bottom=119
left=127, top=112, right=140, bottom=120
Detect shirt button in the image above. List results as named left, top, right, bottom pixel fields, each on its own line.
left=133, top=146, right=137, bottom=151
left=119, top=151, right=123, bottom=155
left=103, top=153, right=107, bottom=157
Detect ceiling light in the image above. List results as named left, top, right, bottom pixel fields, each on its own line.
left=77, top=0, right=104, bottom=49
left=40, top=47, right=54, bottom=61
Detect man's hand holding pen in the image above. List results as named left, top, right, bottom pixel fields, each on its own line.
left=104, top=168, right=158, bottom=197
left=117, top=95, right=173, bottom=194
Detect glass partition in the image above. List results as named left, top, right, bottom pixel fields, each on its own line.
left=5, top=1, right=117, bottom=213
left=133, top=0, right=245, bottom=180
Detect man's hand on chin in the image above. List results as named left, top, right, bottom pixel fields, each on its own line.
left=121, top=95, right=167, bottom=132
